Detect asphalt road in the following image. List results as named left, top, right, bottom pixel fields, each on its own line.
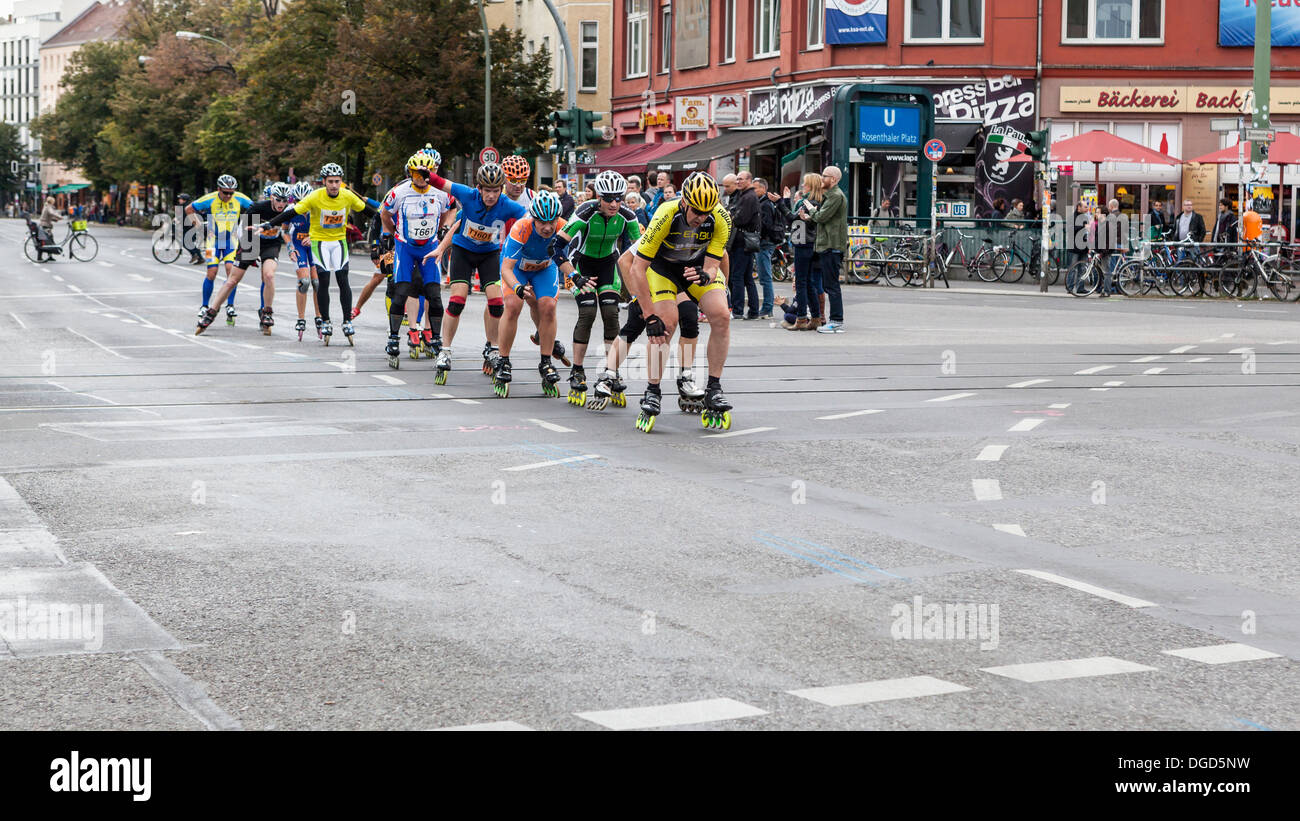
left=1, top=220, right=1297, bottom=731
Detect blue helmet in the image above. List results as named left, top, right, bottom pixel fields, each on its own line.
left=530, top=190, right=562, bottom=222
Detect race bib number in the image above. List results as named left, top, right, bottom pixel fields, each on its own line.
left=408, top=219, right=435, bottom=241
left=519, top=258, right=549, bottom=272
left=295, top=232, right=310, bottom=242
left=320, top=209, right=345, bottom=228
left=464, top=220, right=498, bottom=244
left=260, top=226, right=279, bottom=237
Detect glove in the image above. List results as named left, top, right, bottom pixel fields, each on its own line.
left=645, top=314, right=666, bottom=338
left=570, top=272, right=589, bottom=290
left=514, top=283, right=528, bottom=300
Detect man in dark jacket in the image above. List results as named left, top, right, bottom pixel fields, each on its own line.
left=1211, top=197, right=1238, bottom=246
left=555, top=179, right=576, bottom=219
left=727, top=171, right=762, bottom=319
left=753, top=178, right=790, bottom=318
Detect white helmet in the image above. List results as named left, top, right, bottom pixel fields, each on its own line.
left=291, top=181, right=313, bottom=201
left=594, top=170, right=627, bottom=198
left=217, top=174, right=237, bottom=190
left=320, top=162, right=344, bottom=179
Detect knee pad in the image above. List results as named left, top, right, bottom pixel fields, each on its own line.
left=619, top=300, right=645, bottom=343
left=677, top=301, right=699, bottom=340
left=573, top=302, right=597, bottom=346
left=487, top=297, right=504, bottom=318
left=599, top=297, right=621, bottom=340
left=297, top=278, right=310, bottom=294
left=447, top=294, right=467, bottom=317
left=574, top=290, right=598, bottom=308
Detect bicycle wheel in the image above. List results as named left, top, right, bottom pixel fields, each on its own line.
left=1116, top=259, right=1144, bottom=297
left=152, top=233, right=182, bottom=264
left=883, top=253, right=913, bottom=287
left=862, top=244, right=884, bottom=284
left=847, top=245, right=872, bottom=284
left=999, top=252, right=1026, bottom=283
left=1066, top=261, right=1096, bottom=296
left=1044, top=255, right=1061, bottom=287
left=1151, top=259, right=1177, bottom=296
left=987, top=249, right=1012, bottom=283
left=69, top=233, right=98, bottom=261
left=23, top=236, right=40, bottom=263
left=1265, top=268, right=1294, bottom=301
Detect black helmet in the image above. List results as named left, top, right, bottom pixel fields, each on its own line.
left=177, top=192, right=192, bottom=202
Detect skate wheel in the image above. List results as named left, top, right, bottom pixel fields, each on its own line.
left=348, top=337, right=354, bottom=347
left=721, top=411, right=731, bottom=430
left=410, top=350, right=419, bottom=360
left=612, top=393, right=626, bottom=408
left=434, top=371, right=447, bottom=385
left=389, top=358, right=400, bottom=370
left=636, top=413, right=656, bottom=433
left=586, top=396, right=607, bottom=411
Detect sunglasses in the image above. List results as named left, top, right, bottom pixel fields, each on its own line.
left=599, top=193, right=621, bottom=203
left=218, top=190, right=233, bottom=197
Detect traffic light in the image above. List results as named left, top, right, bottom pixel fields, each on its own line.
left=549, top=109, right=577, bottom=148
left=578, top=109, right=604, bottom=145
left=1027, top=128, right=1050, bottom=161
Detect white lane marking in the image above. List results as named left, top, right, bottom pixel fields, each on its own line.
left=1161, top=643, right=1281, bottom=665
left=525, top=418, right=576, bottom=433
left=993, top=524, right=1026, bottom=537
left=1199, top=338, right=1220, bottom=343
left=1169, top=345, right=1197, bottom=353
left=1013, top=569, right=1156, bottom=608
left=1074, top=365, right=1113, bottom=375
left=133, top=650, right=243, bottom=731
left=275, top=351, right=308, bottom=358
left=788, top=676, right=970, bottom=707
left=1188, top=357, right=1211, bottom=363
left=1220, top=333, right=1235, bottom=338
left=40, top=267, right=50, bottom=273
left=980, top=656, right=1156, bottom=683
left=101, top=313, right=119, bottom=318
left=1130, top=355, right=1162, bottom=363
left=324, top=362, right=351, bottom=370
left=434, top=721, right=534, bottom=731
left=127, top=274, right=154, bottom=282
left=432, top=392, right=481, bottom=405
left=120, top=318, right=138, bottom=324
left=8, top=312, right=25, bottom=329
left=1102, top=380, right=1124, bottom=386
left=503, top=454, right=601, bottom=472
left=96, top=260, right=115, bottom=268
left=173, top=531, right=202, bottom=536
left=1143, top=367, right=1167, bottom=375
left=1265, top=340, right=1296, bottom=346
left=372, top=374, right=406, bottom=385
left=927, top=392, right=976, bottom=402
left=1228, top=347, right=1253, bottom=354
left=66, top=327, right=127, bottom=359
left=1006, top=379, right=1051, bottom=388
left=52, top=275, right=64, bottom=282
left=705, top=426, right=776, bottom=439
left=575, top=698, right=767, bottom=730
left=1048, top=403, right=1071, bottom=409
left=975, top=445, right=1008, bottom=462
left=817, top=408, right=883, bottom=420
left=1007, top=418, right=1044, bottom=432
left=972, top=479, right=1003, bottom=501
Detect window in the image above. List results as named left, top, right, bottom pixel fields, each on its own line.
left=907, top=0, right=983, bottom=42
left=753, top=0, right=780, bottom=58
left=722, top=0, right=736, bottom=62
left=581, top=22, right=598, bottom=91
left=659, top=5, right=671, bottom=73
left=806, top=0, right=824, bottom=48
left=626, top=0, right=649, bottom=77
left=1065, top=0, right=1162, bottom=42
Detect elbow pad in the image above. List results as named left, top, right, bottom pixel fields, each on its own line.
left=549, top=235, right=571, bottom=267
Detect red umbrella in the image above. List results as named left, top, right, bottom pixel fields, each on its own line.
left=1008, top=130, right=1180, bottom=198
left=1188, top=131, right=1300, bottom=166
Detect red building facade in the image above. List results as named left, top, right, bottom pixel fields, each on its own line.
left=607, top=1, right=1300, bottom=220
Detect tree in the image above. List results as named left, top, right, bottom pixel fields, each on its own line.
left=0, top=123, right=25, bottom=199
left=30, top=41, right=132, bottom=191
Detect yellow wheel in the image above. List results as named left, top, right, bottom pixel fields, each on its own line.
left=612, top=393, right=626, bottom=408
left=434, top=370, right=447, bottom=385
left=720, top=411, right=731, bottom=430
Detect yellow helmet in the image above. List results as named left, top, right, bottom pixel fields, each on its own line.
left=681, top=172, right=719, bottom=213
left=407, top=153, right=436, bottom=175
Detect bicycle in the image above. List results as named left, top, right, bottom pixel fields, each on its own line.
left=994, top=227, right=1062, bottom=286
left=770, top=240, right=793, bottom=283
left=23, top=216, right=98, bottom=262
left=1067, top=250, right=1129, bottom=297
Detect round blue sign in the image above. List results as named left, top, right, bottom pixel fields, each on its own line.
left=924, top=139, right=947, bottom=162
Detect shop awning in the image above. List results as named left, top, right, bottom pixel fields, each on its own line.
left=649, top=126, right=805, bottom=173
left=48, top=183, right=91, bottom=194
left=935, top=120, right=983, bottom=153
left=576, top=141, right=695, bottom=175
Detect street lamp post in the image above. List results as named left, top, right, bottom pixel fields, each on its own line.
left=477, top=0, right=506, bottom=150
left=176, top=31, right=236, bottom=53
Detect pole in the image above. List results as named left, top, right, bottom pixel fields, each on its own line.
left=539, top=0, right=578, bottom=175
left=1252, top=1, right=1271, bottom=167
left=1040, top=118, right=1052, bottom=292
left=478, top=0, right=491, bottom=149
left=1238, top=117, right=1245, bottom=240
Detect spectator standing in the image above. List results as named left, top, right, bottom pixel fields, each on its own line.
left=36, top=196, right=63, bottom=261
left=1095, top=199, right=1126, bottom=298
left=802, top=166, right=848, bottom=333
left=626, top=176, right=642, bottom=198
left=1070, top=199, right=1092, bottom=268
left=1148, top=198, right=1168, bottom=240
left=1174, top=198, right=1206, bottom=243
left=555, top=179, right=576, bottom=219
left=727, top=171, right=762, bottom=320
left=721, top=174, right=738, bottom=208
left=644, top=171, right=670, bottom=217
left=1211, top=197, right=1238, bottom=245
left=786, top=173, right=823, bottom=329
left=625, top=192, right=649, bottom=227
left=753, top=177, right=788, bottom=319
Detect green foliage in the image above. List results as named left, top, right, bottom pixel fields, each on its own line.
left=0, top=123, right=25, bottom=195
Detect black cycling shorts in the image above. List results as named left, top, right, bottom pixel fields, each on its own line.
left=236, top=242, right=282, bottom=270
left=449, top=245, right=501, bottom=287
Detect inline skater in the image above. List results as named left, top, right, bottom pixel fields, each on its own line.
left=262, top=163, right=379, bottom=345
left=379, top=152, right=453, bottom=369
left=623, top=172, right=734, bottom=432
left=494, top=190, right=565, bottom=397
left=284, top=181, right=321, bottom=341
left=548, top=170, right=640, bottom=404
left=419, top=162, right=527, bottom=385
left=188, top=175, right=252, bottom=331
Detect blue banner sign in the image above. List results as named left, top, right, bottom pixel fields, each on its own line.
left=1220, top=1, right=1300, bottom=46
left=826, top=0, right=887, bottom=45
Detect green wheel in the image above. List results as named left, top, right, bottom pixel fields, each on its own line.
left=434, top=370, right=447, bottom=385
